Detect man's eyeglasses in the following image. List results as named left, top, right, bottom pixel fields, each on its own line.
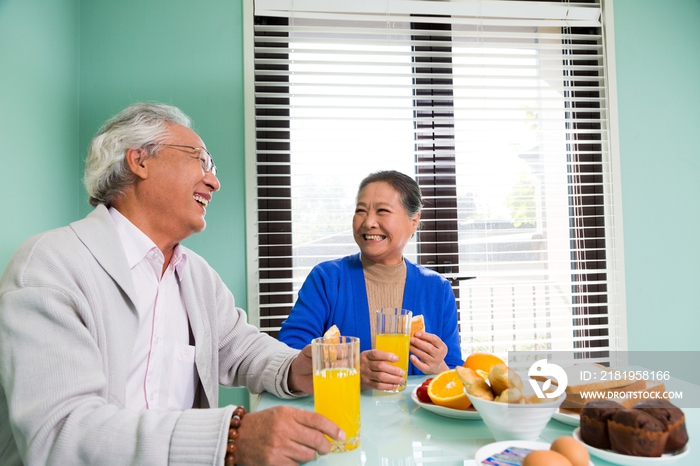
left=144, top=142, right=217, bottom=176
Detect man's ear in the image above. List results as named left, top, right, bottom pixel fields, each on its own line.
left=125, top=147, right=149, bottom=180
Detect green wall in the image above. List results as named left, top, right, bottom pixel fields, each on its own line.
left=0, top=0, right=80, bottom=269
left=1, top=0, right=698, bottom=413
left=613, top=0, right=700, bottom=351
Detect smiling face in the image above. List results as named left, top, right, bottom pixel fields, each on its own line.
left=353, top=181, right=420, bottom=266
left=128, top=123, right=221, bottom=250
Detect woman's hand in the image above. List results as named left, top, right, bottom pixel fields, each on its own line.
left=359, top=349, right=405, bottom=391
left=409, top=332, right=448, bottom=374
left=235, top=405, right=344, bottom=466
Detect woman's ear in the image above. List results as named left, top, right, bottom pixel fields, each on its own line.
left=125, top=147, right=149, bottom=180
left=411, top=212, right=422, bottom=234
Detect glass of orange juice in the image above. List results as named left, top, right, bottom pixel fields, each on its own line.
left=374, top=308, right=412, bottom=392
left=311, top=335, right=361, bottom=452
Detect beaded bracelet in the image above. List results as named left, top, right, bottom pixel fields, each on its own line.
left=225, top=406, right=247, bottom=466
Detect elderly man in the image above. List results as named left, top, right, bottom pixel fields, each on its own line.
left=0, top=103, right=343, bottom=466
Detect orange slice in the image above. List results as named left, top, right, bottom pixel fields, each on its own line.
left=323, top=325, right=340, bottom=343
left=410, top=315, right=425, bottom=338
left=464, top=352, right=505, bottom=380
left=427, top=369, right=472, bottom=410
left=321, top=325, right=341, bottom=360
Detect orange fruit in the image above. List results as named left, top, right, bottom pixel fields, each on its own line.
left=464, top=352, right=505, bottom=380
left=427, top=369, right=472, bottom=410
left=323, top=325, right=340, bottom=343
left=410, top=315, right=425, bottom=338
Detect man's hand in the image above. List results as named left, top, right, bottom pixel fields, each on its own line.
left=234, top=405, right=344, bottom=466
left=409, top=332, right=448, bottom=374
left=359, top=349, right=405, bottom=391
left=288, top=344, right=314, bottom=394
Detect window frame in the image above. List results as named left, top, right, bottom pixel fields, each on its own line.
left=242, top=0, right=627, bottom=352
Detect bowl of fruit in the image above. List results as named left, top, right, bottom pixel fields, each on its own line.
left=458, top=362, right=565, bottom=442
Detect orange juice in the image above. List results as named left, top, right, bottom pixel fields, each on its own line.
left=375, top=333, right=410, bottom=390
left=313, top=367, right=361, bottom=451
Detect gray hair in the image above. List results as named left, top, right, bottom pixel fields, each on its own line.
left=356, top=170, right=423, bottom=217
left=84, top=103, right=192, bottom=207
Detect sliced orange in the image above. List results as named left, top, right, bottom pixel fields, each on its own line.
left=463, top=352, right=505, bottom=380
left=427, top=369, right=472, bottom=410
left=410, top=315, right=425, bottom=338
left=323, top=325, right=341, bottom=343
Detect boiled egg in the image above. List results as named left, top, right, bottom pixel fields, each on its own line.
left=550, top=436, right=590, bottom=466
left=522, top=450, right=573, bottom=466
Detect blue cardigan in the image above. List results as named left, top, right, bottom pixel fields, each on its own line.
left=278, top=253, right=464, bottom=374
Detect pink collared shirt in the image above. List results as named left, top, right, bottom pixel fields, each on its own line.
left=109, top=207, right=197, bottom=413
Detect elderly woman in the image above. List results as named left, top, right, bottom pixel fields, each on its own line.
left=279, top=170, right=463, bottom=391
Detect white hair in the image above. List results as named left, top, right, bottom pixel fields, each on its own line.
left=84, top=103, right=192, bottom=207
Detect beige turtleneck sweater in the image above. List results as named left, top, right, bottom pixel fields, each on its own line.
left=361, top=254, right=406, bottom=346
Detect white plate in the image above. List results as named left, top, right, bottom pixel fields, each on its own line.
left=475, top=439, right=594, bottom=465
left=552, top=408, right=580, bottom=426
left=410, top=386, right=481, bottom=419
left=573, top=428, right=690, bottom=465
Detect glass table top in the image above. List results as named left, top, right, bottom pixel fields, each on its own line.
left=253, top=375, right=698, bottom=465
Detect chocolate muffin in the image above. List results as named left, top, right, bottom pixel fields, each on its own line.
left=608, top=409, right=669, bottom=457
left=580, top=400, right=625, bottom=449
left=634, top=399, right=689, bottom=452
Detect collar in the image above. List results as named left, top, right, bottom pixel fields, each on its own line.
left=108, top=207, right=188, bottom=278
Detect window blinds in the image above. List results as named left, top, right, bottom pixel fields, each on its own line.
left=245, top=0, right=626, bottom=361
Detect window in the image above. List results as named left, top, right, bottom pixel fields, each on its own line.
left=243, top=0, right=626, bottom=361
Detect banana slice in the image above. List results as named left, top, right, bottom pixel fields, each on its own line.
left=494, top=387, right=525, bottom=404
left=488, top=363, right=524, bottom=396
left=456, top=366, right=494, bottom=401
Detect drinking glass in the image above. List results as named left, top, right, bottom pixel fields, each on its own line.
left=374, top=308, right=412, bottom=392
left=311, top=335, right=361, bottom=452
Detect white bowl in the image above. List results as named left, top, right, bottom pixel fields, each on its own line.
left=465, top=390, right=565, bottom=442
